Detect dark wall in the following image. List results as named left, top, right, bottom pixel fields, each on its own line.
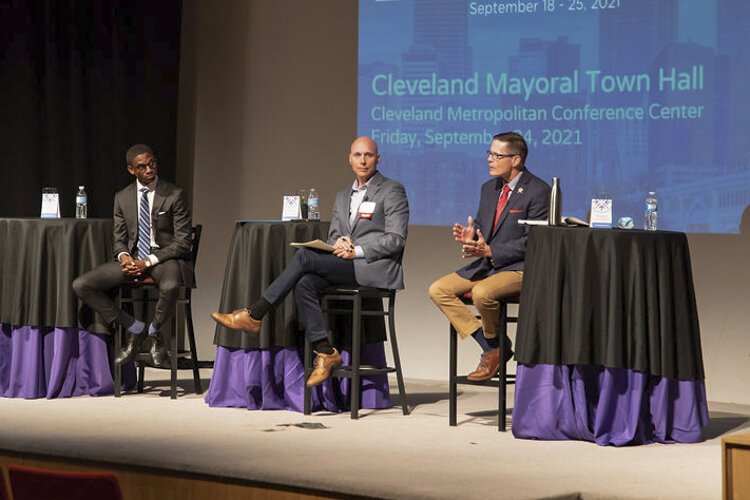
left=0, top=0, right=182, bottom=218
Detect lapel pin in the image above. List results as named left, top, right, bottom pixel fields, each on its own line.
left=517, top=187, right=524, bottom=194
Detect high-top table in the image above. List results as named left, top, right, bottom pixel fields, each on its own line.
left=205, top=220, right=391, bottom=413
left=0, top=217, right=132, bottom=398
left=512, top=226, right=709, bottom=446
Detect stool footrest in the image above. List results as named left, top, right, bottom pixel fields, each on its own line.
left=333, top=366, right=397, bottom=376
left=454, top=374, right=516, bottom=387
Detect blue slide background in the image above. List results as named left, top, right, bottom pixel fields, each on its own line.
left=358, top=0, right=750, bottom=232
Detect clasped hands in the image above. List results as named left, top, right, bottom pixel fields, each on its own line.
left=332, top=236, right=356, bottom=260
left=453, top=216, right=492, bottom=259
left=119, top=255, right=148, bottom=277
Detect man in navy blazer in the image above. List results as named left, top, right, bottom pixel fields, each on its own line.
left=73, top=144, right=193, bottom=368
left=212, top=136, right=409, bottom=388
left=429, top=132, right=550, bottom=381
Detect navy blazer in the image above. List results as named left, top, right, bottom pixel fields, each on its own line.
left=457, top=168, right=550, bottom=280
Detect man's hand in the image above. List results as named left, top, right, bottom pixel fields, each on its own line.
left=332, top=246, right=356, bottom=260
left=119, top=255, right=147, bottom=277
left=453, top=216, right=476, bottom=244
left=333, top=236, right=355, bottom=251
left=462, top=228, right=492, bottom=259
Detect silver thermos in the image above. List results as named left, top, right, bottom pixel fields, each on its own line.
left=548, top=177, right=562, bottom=226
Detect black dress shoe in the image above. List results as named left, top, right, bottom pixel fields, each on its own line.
left=149, top=334, right=169, bottom=368
left=115, top=333, right=148, bottom=365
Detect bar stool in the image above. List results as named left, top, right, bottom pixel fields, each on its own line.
left=113, top=225, right=204, bottom=399
left=303, top=286, right=409, bottom=419
left=449, top=294, right=519, bottom=431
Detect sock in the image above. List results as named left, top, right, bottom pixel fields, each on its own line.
left=485, top=334, right=500, bottom=349
left=128, top=319, right=145, bottom=335
left=148, top=322, right=159, bottom=336
left=249, top=298, right=272, bottom=320
left=470, top=328, right=494, bottom=353
left=312, top=338, right=334, bottom=355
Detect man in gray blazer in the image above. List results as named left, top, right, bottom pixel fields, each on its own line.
left=212, top=136, right=409, bottom=387
left=73, top=144, right=193, bottom=368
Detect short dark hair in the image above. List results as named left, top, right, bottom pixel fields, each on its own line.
left=492, top=132, right=527, bottom=163
left=125, top=144, right=154, bottom=166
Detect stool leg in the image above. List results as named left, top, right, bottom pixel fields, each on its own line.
left=386, top=294, right=409, bottom=415
left=498, top=302, right=507, bottom=432
left=114, top=327, right=122, bottom=398
left=185, top=293, right=203, bottom=394
left=449, top=324, right=458, bottom=426
left=171, top=319, right=178, bottom=399
left=350, top=295, right=362, bottom=420
left=303, top=337, right=312, bottom=415
left=137, top=365, right=145, bottom=393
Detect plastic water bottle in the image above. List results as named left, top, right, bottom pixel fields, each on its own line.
left=644, top=191, right=658, bottom=231
left=307, top=188, right=320, bottom=220
left=76, top=186, right=88, bottom=219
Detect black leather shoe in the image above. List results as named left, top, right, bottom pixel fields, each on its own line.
left=148, top=335, right=169, bottom=368
left=115, top=333, right=148, bottom=365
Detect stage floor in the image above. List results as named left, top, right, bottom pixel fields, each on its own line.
left=1, top=370, right=747, bottom=499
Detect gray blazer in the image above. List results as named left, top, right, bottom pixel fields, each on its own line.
left=327, top=172, right=409, bottom=290
left=112, top=179, right=195, bottom=288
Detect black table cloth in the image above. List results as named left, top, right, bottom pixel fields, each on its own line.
left=512, top=226, right=708, bottom=445
left=515, top=226, right=704, bottom=379
left=0, top=218, right=113, bottom=329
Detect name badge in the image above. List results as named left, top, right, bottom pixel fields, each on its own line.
left=358, top=201, right=376, bottom=219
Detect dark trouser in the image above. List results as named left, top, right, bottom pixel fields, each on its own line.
left=263, top=248, right=357, bottom=342
left=72, top=260, right=181, bottom=331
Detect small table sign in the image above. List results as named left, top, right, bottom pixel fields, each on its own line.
left=41, top=188, right=61, bottom=219
left=282, top=195, right=301, bottom=221
left=590, top=198, right=612, bottom=228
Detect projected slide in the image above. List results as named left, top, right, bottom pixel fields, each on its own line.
left=358, top=0, right=750, bottom=232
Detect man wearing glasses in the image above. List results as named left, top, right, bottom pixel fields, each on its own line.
left=429, top=132, right=550, bottom=381
left=212, top=136, right=409, bottom=387
left=73, top=144, right=193, bottom=368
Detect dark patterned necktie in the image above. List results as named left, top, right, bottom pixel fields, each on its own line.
left=137, top=187, right=151, bottom=259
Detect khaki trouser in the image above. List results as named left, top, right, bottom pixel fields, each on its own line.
left=428, top=271, right=523, bottom=340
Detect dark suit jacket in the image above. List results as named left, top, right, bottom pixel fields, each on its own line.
left=457, top=168, right=550, bottom=280
left=112, top=178, right=195, bottom=287
left=327, top=172, right=409, bottom=290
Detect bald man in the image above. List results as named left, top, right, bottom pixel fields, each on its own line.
left=212, top=137, right=409, bottom=387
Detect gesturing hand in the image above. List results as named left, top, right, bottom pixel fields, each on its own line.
left=452, top=216, right=476, bottom=244
left=461, top=228, right=492, bottom=259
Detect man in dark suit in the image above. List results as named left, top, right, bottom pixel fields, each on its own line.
left=212, top=136, right=409, bottom=387
left=429, top=132, right=550, bottom=381
left=73, top=144, right=193, bottom=367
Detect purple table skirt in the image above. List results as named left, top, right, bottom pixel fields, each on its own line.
left=0, top=323, right=135, bottom=399
left=512, top=363, right=709, bottom=446
left=205, top=343, right=392, bottom=413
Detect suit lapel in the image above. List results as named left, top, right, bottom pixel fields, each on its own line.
left=491, top=171, right=531, bottom=237
left=152, top=180, right=169, bottom=219
left=124, top=183, right=138, bottom=241
left=350, top=172, right=383, bottom=234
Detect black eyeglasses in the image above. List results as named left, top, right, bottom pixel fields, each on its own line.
left=133, top=159, right=158, bottom=171
left=486, top=151, right=518, bottom=161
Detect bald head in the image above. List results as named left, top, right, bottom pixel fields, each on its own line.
left=349, top=136, right=380, bottom=187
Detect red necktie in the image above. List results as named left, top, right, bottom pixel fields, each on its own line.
left=492, top=184, right=511, bottom=233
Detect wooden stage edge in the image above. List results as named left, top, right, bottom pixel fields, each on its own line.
left=0, top=448, right=376, bottom=500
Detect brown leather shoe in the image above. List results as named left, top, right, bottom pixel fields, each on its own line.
left=211, top=309, right=262, bottom=334
left=467, top=348, right=502, bottom=381
left=305, top=348, right=343, bottom=387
